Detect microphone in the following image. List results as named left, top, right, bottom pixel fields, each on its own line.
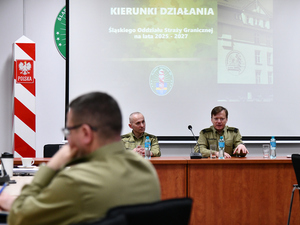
left=188, top=125, right=202, bottom=159
left=0, top=157, right=10, bottom=185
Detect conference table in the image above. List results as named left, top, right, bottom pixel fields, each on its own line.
left=11, top=156, right=300, bottom=225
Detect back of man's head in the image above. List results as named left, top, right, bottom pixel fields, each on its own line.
left=69, top=92, right=122, bottom=138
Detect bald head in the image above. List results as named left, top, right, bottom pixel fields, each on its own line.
left=129, top=112, right=143, bottom=123
left=129, top=112, right=146, bottom=138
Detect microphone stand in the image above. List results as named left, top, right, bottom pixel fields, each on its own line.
left=188, top=125, right=202, bottom=159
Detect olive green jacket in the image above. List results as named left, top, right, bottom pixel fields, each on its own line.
left=121, top=132, right=161, bottom=157
left=8, top=141, right=161, bottom=225
left=194, top=126, right=245, bottom=157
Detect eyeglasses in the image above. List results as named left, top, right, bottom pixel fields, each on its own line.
left=212, top=118, right=226, bottom=122
left=62, top=124, right=97, bottom=137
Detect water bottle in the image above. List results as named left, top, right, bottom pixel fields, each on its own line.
left=270, top=136, right=276, bottom=159
left=218, top=136, right=225, bottom=159
left=145, top=136, right=151, bottom=159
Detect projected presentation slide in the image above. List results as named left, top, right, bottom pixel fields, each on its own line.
left=69, top=0, right=300, bottom=137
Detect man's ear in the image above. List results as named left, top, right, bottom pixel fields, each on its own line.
left=81, top=124, right=93, bottom=144
left=128, top=123, right=132, bottom=129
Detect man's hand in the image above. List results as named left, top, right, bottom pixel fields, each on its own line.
left=216, top=151, right=231, bottom=158
left=0, top=192, right=16, bottom=211
left=233, top=144, right=249, bottom=155
left=133, top=146, right=153, bottom=157
left=133, top=145, right=144, bottom=156
left=47, top=145, right=77, bottom=171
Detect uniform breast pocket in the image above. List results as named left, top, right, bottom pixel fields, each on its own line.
left=225, top=140, right=233, bottom=155
left=225, top=140, right=233, bottom=148
left=123, top=141, right=134, bottom=150
left=208, top=140, right=217, bottom=148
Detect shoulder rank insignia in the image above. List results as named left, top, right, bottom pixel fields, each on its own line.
left=228, top=127, right=239, bottom=133
left=202, top=128, right=213, bottom=134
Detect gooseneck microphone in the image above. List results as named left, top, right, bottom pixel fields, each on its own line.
left=188, top=125, right=202, bottom=159
left=188, top=125, right=197, bottom=141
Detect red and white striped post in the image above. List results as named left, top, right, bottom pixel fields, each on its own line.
left=13, top=35, right=36, bottom=157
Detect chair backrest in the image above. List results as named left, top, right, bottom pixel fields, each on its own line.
left=72, top=197, right=192, bottom=225
left=0, top=211, right=8, bottom=224
left=106, top=197, right=192, bottom=225
left=292, top=154, right=300, bottom=185
left=72, top=214, right=126, bottom=225
left=43, top=144, right=63, bottom=157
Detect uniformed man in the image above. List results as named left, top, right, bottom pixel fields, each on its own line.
left=194, top=106, right=249, bottom=158
left=122, top=112, right=161, bottom=157
left=0, top=92, right=161, bottom=225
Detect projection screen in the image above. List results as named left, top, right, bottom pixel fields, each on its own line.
left=68, top=0, right=300, bottom=138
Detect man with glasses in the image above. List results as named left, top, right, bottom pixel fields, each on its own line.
left=194, top=106, right=249, bottom=158
left=0, top=92, right=160, bottom=225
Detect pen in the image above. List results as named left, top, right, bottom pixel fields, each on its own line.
left=0, top=182, right=8, bottom=195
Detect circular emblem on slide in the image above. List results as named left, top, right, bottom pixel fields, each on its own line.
left=225, top=50, right=246, bottom=75
left=54, top=6, right=66, bottom=59
left=149, top=65, right=174, bottom=96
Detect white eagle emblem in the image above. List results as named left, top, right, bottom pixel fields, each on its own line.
left=18, top=61, right=32, bottom=75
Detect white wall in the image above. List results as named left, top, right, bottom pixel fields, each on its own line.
left=0, top=0, right=299, bottom=158
left=0, top=0, right=66, bottom=157
left=0, top=0, right=20, bottom=155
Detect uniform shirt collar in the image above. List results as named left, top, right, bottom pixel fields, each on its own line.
left=131, top=131, right=145, bottom=140
left=211, top=125, right=228, bottom=136
left=66, top=141, right=125, bottom=166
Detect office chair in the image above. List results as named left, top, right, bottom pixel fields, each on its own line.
left=287, top=154, right=300, bottom=225
left=74, top=197, right=193, bottom=225
left=43, top=144, right=63, bottom=157
left=0, top=212, right=8, bottom=224
left=73, top=214, right=126, bottom=225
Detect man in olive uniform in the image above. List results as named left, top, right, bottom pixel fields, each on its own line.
left=122, top=112, right=161, bottom=157
left=194, top=106, right=249, bottom=158
left=0, top=92, right=160, bottom=225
